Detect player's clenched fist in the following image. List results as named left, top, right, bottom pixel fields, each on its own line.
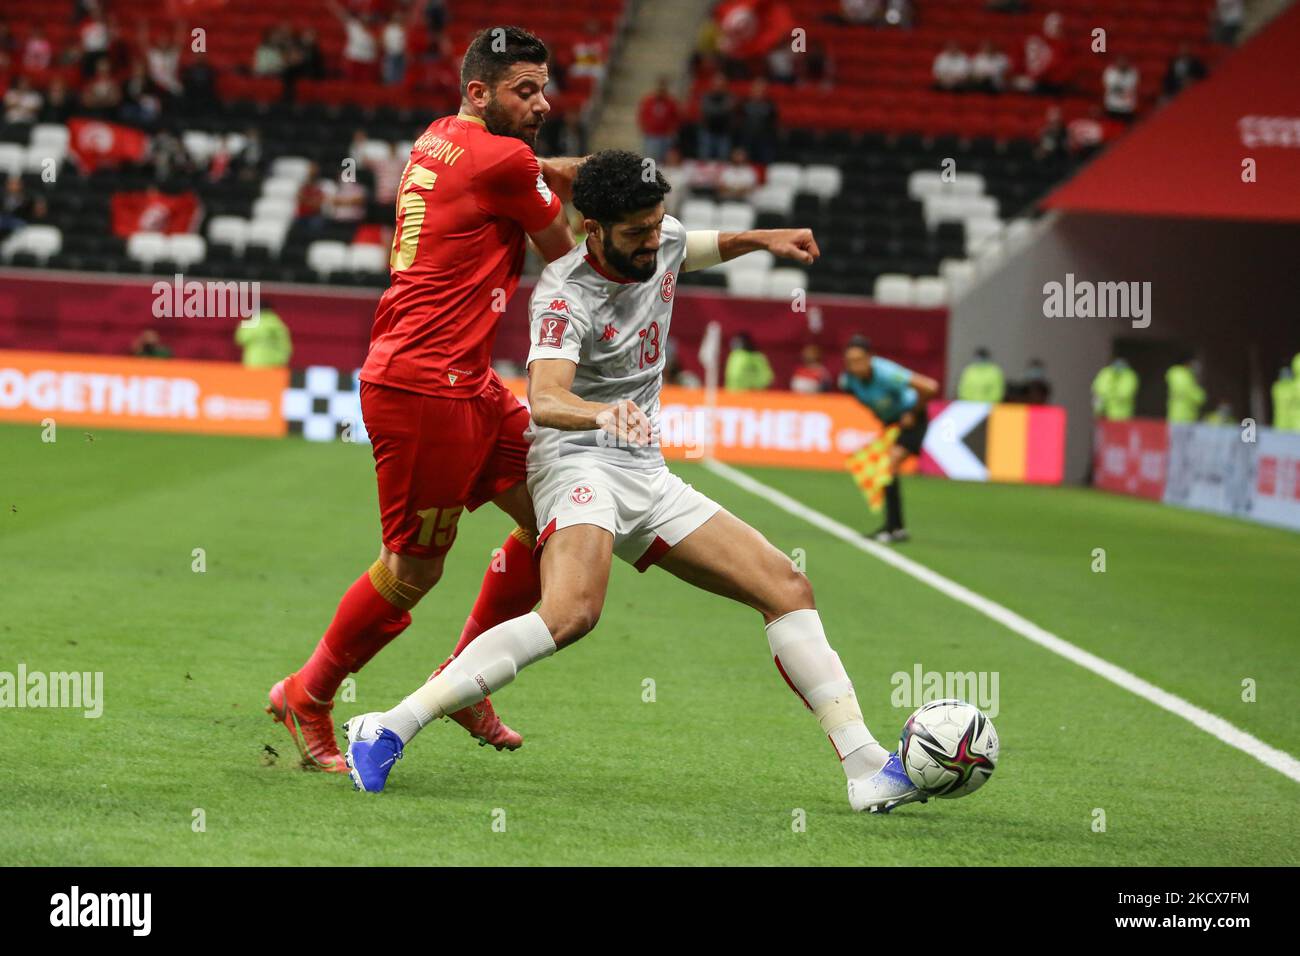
left=764, top=228, right=820, bottom=265
left=596, top=399, right=653, bottom=448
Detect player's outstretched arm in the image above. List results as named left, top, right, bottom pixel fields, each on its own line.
left=529, top=358, right=652, bottom=446
left=528, top=208, right=577, bottom=263
left=719, top=228, right=821, bottom=265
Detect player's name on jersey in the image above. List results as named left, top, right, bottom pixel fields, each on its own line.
left=412, top=132, right=466, bottom=167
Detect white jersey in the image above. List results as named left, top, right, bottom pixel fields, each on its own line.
left=525, top=215, right=688, bottom=472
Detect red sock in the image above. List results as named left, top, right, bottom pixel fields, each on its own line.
left=453, top=531, right=541, bottom=656
left=298, top=568, right=412, bottom=701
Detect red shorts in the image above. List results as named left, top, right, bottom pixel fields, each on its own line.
left=361, top=373, right=529, bottom=559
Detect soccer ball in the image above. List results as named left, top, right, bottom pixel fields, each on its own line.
left=899, top=698, right=999, bottom=798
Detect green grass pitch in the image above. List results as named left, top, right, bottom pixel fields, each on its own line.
left=1, top=422, right=1297, bottom=866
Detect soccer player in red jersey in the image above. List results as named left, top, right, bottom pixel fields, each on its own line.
left=267, top=26, right=583, bottom=772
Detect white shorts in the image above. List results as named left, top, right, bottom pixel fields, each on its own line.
left=528, top=458, right=722, bottom=572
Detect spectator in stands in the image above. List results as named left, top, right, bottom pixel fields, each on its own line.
left=22, top=27, right=53, bottom=75
left=1102, top=55, right=1139, bottom=121
left=236, top=304, right=293, bottom=369
left=1017, top=11, right=1071, bottom=95
left=80, top=11, right=110, bottom=77
left=1202, top=399, right=1234, bottom=425
left=145, top=24, right=185, bottom=98
left=1163, top=43, right=1206, bottom=99
left=697, top=74, right=735, bottom=160
left=790, top=343, right=834, bottom=394
left=1067, top=105, right=1124, bottom=157
left=638, top=77, right=682, bottom=164
left=4, top=76, right=43, bottom=125
left=295, top=162, right=329, bottom=233
left=120, top=61, right=162, bottom=126
left=725, top=332, right=775, bottom=391
left=1092, top=358, right=1138, bottom=420
left=834, top=0, right=882, bottom=26
left=381, top=10, right=411, bottom=86
left=957, top=347, right=1006, bottom=402
left=933, top=42, right=973, bottom=92
left=1166, top=357, right=1205, bottom=422
left=0, top=175, right=41, bottom=240
left=1034, top=105, right=1067, bottom=161
left=0, top=22, right=13, bottom=58
left=131, top=329, right=173, bottom=359
left=1212, top=0, right=1245, bottom=45
left=424, top=0, right=448, bottom=36
left=718, top=147, right=760, bottom=200
left=1272, top=364, right=1300, bottom=431
left=149, top=131, right=196, bottom=182
left=571, top=19, right=609, bottom=83
left=329, top=1, right=379, bottom=83
left=232, top=127, right=265, bottom=182
left=328, top=175, right=368, bottom=224
left=798, top=36, right=834, bottom=88
left=882, top=0, right=915, bottom=29
left=81, top=58, right=123, bottom=112
left=737, top=79, right=778, bottom=164
left=39, top=77, right=72, bottom=124
left=766, top=40, right=797, bottom=85
left=295, top=29, right=326, bottom=81
left=253, top=28, right=286, bottom=77
left=405, top=33, right=459, bottom=114
left=971, top=41, right=1010, bottom=92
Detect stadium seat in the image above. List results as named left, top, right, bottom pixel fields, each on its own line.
left=207, top=216, right=251, bottom=254
left=964, top=217, right=1003, bottom=256
left=167, top=234, right=208, bottom=269
left=30, top=124, right=69, bottom=152
left=717, top=202, right=756, bottom=231
left=873, top=273, right=914, bottom=305
left=750, top=183, right=795, bottom=216
left=725, top=267, right=769, bottom=296
left=913, top=276, right=948, bottom=308
left=763, top=268, right=807, bottom=300
left=261, top=178, right=301, bottom=202
left=306, top=240, right=349, bottom=277
left=246, top=219, right=289, bottom=255
left=0, top=143, right=24, bottom=177
left=679, top=199, right=719, bottom=229
left=252, top=196, right=296, bottom=224
left=347, top=243, right=388, bottom=273
left=1, top=225, right=62, bottom=263
left=765, top=163, right=802, bottom=192
left=181, top=131, right=220, bottom=166
left=940, top=258, right=977, bottom=295
left=801, top=165, right=843, bottom=199
left=269, top=157, right=313, bottom=185
left=126, top=232, right=168, bottom=267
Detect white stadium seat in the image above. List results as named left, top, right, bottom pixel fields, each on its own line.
left=765, top=162, right=802, bottom=191
left=801, top=164, right=842, bottom=199
left=181, top=131, right=218, bottom=165
left=207, top=215, right=250, bottom=252
left=679, top=198, right=719, bottom=229
left=717, top=201, right=755, bottom=231
left=750, top=183, right=795, bottom=216
left=873, top=273, right=915, bottom=306
left=718, top=249, right=774, bottom=273
left=2, top=225, right=62, bottom=262
left=940, top=258, right=977, bottom=295
left=964, top=217, right=1003, bottom=255
left=30, top=123, right=70, bottom=151
left=252, top=195, right=296, bottom=224
left=725, top=267, right=768, bottom=295
left=261, top=177, right=301, bottom=201
left=0, top=143, right=24, bottom=176
left=246, top=219, right=289, bottom=254
left=907, top=170, right=944, bottom=200
left=269, top=156, right=312, bottom=185
left=948, top=173, right=987, bottom=197
left=167, top=234, right=207, bottom=269
left=126, top=231, right=168, bottom=266
left=23, top=144, right=62, bottom=172
left=762, top=267, right=807, bottom=300
left=306, top=240, right=349, bottom=276
left=913, top=276, right=949, bottom=307
left=347, top=243, right=388, bottom=273
left=355, top=140, right=393, bottom=164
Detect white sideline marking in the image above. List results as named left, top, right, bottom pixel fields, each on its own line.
left=703, top=458, right=1300, bottom=784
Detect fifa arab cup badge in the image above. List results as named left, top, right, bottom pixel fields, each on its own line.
left=570, top=485, right=594, bottom=505
left=660, top=271, right=675, bottom=301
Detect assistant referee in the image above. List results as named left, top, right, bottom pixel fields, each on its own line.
left=839, top=335, right=939, bottom=543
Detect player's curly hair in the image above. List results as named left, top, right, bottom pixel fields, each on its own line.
left=460, top=26, right=549, bottom=96
left=572, top=149, right=672, bottom=226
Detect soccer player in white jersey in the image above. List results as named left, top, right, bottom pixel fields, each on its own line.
left=344, top=150, right=926, bottom=813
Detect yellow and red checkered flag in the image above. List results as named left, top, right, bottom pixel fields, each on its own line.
left=845, top=425, right=900, bottom=512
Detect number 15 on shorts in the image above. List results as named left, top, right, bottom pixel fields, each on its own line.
left=415, top=505, right=463, bottom=548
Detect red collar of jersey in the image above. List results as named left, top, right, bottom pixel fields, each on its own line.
left=583, top=252, right=637, bottom=285
left=455, top=112, right=487, bottom=128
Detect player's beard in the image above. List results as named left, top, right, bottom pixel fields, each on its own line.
left=483, top=95, right=543, bottom=146
left=603, top=232, right=658, bottom=282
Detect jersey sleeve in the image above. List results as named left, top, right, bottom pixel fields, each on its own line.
left=526, top=285, right=592, bottom=368
left=476, top=142, right=563, bottom=234
left=662, top=215, right=690, bottom=273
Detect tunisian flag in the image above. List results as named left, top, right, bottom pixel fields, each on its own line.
left=111, top=189, right=202, bottom=237
left=67, top=118, right=149, bottom=173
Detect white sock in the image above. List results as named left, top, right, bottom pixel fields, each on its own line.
left=380, top=611, right=556, bottom=744
left=766, top=608, right=889, bottom=779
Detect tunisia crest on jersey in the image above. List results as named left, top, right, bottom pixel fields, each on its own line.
left=660, top=271, right=675, bottom=302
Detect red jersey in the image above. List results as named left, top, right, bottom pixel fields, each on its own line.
left=361, top=113, right=563, bottom=398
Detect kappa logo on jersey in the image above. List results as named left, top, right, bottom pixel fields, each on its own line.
left=537, top=317, right=568, bottom=348
left=548, top=299, right=570, bottom=314
left=660, top=271, right=675, bottom=302
left=570, top=484, right=594, bottom=505
left=600, top=323, right=618, bottom=342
